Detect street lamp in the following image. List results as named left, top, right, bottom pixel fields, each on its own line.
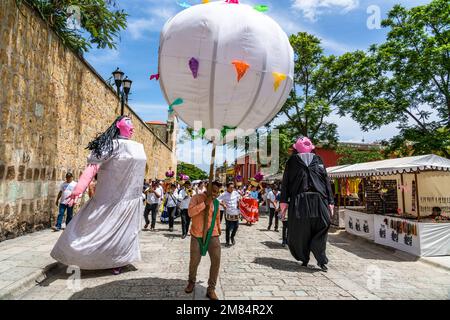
left=112, top=67, right=132, bottom=116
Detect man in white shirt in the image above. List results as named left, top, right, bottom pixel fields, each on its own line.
left=178, top=181, right=192, bottom=239
left=218, top=182, right=241, bottom=247
left=53, top=172, right=77, bottom=231
left=144, top=180, right=164, bottom=231
left=267, top=187, right=279, bottom=232
left=265, top=185, right=272, bottom=212
left=165, top=183, right=179, bottom=232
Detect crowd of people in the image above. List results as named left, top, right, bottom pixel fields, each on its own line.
left=55, top=172, right=288, bottom=251
left=139, top=178, right=286, bottom=246
left=48, top=116, right=334, bottom=300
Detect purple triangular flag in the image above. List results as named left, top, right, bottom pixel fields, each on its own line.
left=189, top=57, right=199, bottom=79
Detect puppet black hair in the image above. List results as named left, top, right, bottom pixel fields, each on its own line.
left=86, top=116, right=126, bottom=160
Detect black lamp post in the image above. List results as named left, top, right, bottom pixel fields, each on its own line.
left=112, top=67, right=132, bottom=116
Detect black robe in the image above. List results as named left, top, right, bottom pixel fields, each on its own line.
left=280, top=153, right=334, bottom=265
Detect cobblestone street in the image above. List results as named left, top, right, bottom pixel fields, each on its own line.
left=5, top=214, right=448, bottom=300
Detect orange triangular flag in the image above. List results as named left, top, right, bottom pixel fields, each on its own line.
left=232, top=60, right=250, bottom=82
left=202, top=0, right=209, bottom=3
left=272, top=72, right=287, bottom=91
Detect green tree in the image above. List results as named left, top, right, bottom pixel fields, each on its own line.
left=336, top=145, right=384, bottom=165
left=340, top=0, right=450, bottom=157
left=177, top=162, right=208, bottom=181
left=16, top=0, right=127, bottom=54
left=272, top=32, right=365, bottom=147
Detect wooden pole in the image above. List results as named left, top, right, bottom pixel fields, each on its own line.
left=203, top=139, right=217, bottom=242
left=414, top=172, right=420, bottom=221
left=400, top=173, right=406, bottom=216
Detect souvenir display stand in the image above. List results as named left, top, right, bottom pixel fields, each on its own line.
left=328, top=154, right=450, bottom=257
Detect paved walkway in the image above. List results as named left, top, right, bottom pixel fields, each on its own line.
left=1, top=215, right=449, bottom=300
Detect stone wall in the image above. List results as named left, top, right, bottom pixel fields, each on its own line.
left=0, top=0, right=177, bottom=241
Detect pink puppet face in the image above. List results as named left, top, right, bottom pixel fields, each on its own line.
left=293, top=137, right=315, bottom=153
left=116, top=117, right=134, bottom=138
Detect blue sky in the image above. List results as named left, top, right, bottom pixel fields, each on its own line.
left=83, top=0, right=430, bottom=169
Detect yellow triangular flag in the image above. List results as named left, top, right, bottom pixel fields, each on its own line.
left=202, top=0, right=209, bottom=3
left=272, top=72, right=287, bottom=92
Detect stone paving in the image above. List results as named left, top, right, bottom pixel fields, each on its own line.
left=1, top=214, right=449, bottom=300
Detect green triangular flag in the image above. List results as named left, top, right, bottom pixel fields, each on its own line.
left=169, top=98, right=184, bottom=107
left=254, top=5, right=268, bottom=12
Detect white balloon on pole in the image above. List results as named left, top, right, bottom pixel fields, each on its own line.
left=158, top=1, right=294, bottom=142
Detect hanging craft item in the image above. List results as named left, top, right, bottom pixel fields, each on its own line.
left=254, top=4, right=269, bottom=12
left=177, top=1, right=191, bottom=8
left=168, top=98, right=184, bottom=114
left=189, top=57, right=199, bottom=78
left=220, top=125, right=237, bottom=138
left=202, top=0, right=209, bottom=3
left=226, top=0, right=239, bottom=3
left=272, top=72, right=287, bottom=91
left=232, top=60, right=250, bottom=82
left=191, top=127, right=206, bottom=139
left=149, top=73, right=160, bottom=80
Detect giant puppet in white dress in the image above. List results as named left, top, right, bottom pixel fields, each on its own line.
left=50, top=116, right=146, bottom=273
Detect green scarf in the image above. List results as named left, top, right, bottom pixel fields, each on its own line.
left=196, top=198, right=219, bottom=256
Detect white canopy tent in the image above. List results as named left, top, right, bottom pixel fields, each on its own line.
left=327, top=154, right=450, bottom=178
left=327, top=154, right=450, bottom=257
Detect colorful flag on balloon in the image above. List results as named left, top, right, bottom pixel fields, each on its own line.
left=189, top=57, right=199, bottom=78
left=169, top=98, right=184, bottom=113
left=232, top=60, right=250, bottom=82
left=254, top=5, right=268, bottom=12
left=177, top=1, right=191, bottom=8
left=272, top=72, right=287, bottom=91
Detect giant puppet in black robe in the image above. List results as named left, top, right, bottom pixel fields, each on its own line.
left=280, top=137, right=334, bottom=271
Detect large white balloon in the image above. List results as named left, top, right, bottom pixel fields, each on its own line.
left=158, top=1, right=294, bottom=141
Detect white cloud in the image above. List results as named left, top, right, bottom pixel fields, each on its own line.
left=270, top=10, right=358, bottom=54
left=85, top=49, right=120, bottom=65
left=127, top=4, right=177, bottom=39
left=320, top=37, right=358, bottom=54
left=326, top=112, right=399, bottom=143
left=292, top=0, right=359, bottom=21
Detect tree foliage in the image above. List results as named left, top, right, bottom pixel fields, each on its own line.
left=336, top=146, right=384, bottom=165
left=271, top=32, right=366, bottom=148
left=177, top=161, right=208, bottom=181
left=16, top=0, right=127, bottom=54
left=340, top=0, right=450, bottom=157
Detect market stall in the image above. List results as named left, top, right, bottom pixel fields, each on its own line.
left=328, top=154, right=450, bottom=256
